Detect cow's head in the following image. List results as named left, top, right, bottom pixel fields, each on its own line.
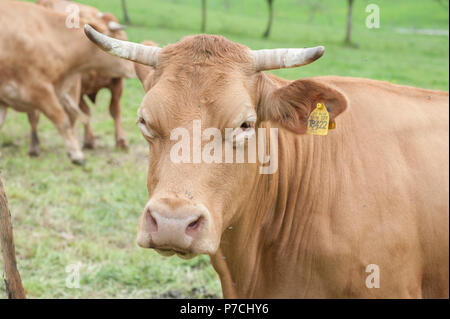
left=94, top=12, right=128, bottom=40
left=85, top=26, right=347, bottom=258
left=81, top=12, right=134, bottom=79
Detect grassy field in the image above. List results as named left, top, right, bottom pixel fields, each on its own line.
left=1, top=0, right=448, bottom=298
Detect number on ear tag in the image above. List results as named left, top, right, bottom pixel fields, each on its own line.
left=307, top=103, right=329, bottom=136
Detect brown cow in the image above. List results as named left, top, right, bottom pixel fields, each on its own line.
left=0, top=1, right=135, bottom=164
left=86, top=26, right=449, bottom=298
left=36, top=0, right=130, bottom=150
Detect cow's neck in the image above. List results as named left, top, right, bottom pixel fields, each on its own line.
left=211, top=127, right=332, bottom=298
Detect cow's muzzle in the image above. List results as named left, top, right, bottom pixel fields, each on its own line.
left=136, top=198, right=218, bottom=258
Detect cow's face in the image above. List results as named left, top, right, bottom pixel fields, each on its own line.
left=135, top=48, right=261, bottom=258
left=84, top=29, right=348, bottom=258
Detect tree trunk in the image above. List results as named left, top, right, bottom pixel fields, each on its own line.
left=223, top=0, right=230, bottom=11
left=201, top=0, right=207, bottom=33
left=121, top=0, right=130, bottom=24
left=0, top=173, right=25, bottom=299
left=345, top=0, right=354, bottom=45
left=263, top=0, right=274, bottom=38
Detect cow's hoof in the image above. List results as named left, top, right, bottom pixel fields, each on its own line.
left=69, top=151, right=86, bottom=166
left=71, top=158, right=86, bottom=166
left=83, top=141, right=95, bottom=150
left=116, top=139, right=129, bottom=150
left=28, top=149, right=40, bottom=157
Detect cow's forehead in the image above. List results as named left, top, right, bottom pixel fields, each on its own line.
left=157, top=34, right=254, bottom=70
left=138, top=76, right=258, bottom=139
left=136, top=35, right=259, bottom=133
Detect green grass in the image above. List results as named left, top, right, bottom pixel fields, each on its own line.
left=1, top=0, right=448, bottom=298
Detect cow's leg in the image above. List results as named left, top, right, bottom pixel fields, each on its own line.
left=60, top=78, right=86, bottom=130
left=79, top=96, right=95, bottom=149
left=65, top=98, right=78, bottom=129
left=34, top=86, right=85, bottom=165
left=26, top=110, right=40, bottom=157
left=108, top=78, right=128, bottom=150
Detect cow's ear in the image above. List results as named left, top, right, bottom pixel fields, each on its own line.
left=134, top=41, right=159, bottom=92
left=134, top=63, right=154, bottom=92
left=259, top=78, right=348, bottom=134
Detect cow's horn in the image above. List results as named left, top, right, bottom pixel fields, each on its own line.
left=251, top=46, right=325, bottom=71
left=108, top=21, right=127, bottom=31
left=84, top=24, right=161, bottom=66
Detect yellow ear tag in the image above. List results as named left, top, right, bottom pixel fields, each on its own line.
left=328, top=120, right=336, bottom=130
left=307, top=102, right=329, bottom=136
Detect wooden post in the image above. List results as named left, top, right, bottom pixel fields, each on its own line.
left=0, top=173, right=25, bottom=299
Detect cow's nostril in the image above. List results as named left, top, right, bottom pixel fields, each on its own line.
left=188, top=220, right=198, bottom=229
left=148, top=211, right=158, bottom=232
left=186, top=216, right=203, bottom=236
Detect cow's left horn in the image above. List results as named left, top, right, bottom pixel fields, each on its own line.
left=84, top=24, right=161, bottom=67
left=251, top=46, right=325, bottom=71
left=108, top=21, right=126, bottom=31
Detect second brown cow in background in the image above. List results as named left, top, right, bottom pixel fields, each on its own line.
left=37, top=0, right=130, bottom=150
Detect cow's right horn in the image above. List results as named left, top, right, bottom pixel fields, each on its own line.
left=84, top=24, right=160, bottom=67
left=251, top=46, right=325, bottom=71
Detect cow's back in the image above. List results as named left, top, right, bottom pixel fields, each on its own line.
left=0, top=1, right=74, bottom=85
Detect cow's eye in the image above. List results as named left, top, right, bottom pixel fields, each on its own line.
left=240, top=122, right=251, bottom=130
left=239, top=115, right=256, bottom=131
left=231, top=118, right=256, bottom=146
left=136, top=117, right=155, bottom=139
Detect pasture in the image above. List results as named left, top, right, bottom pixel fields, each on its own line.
left=0, top=0, right=448, bottom=298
